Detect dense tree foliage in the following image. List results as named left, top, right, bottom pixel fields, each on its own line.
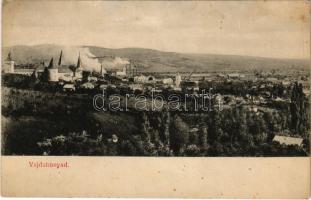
left=2, top=74, right=309, bottom=156
left=290, top=82, right=309, bottom=137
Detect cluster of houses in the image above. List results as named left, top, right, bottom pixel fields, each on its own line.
left=2, top=51, right=308, bottom=148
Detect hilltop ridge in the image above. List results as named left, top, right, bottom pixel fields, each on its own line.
left=3, top=44, right=309, bottom=72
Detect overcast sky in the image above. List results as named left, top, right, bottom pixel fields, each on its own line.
left=3, top=1, right=310, bottom=59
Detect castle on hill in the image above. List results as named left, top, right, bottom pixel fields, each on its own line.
left=3, top=50, right=84, bottom=82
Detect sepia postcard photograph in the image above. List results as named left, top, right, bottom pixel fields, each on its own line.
left=1, top=0, right=310, bottom=198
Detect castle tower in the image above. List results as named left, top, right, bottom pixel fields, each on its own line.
left=48, top=57, right=58, bottom=81
left=76, top=53, right=81, bottom=69
left=58, top=50, right=63, bottom=66
left=2, top=51, right=15, bottom=73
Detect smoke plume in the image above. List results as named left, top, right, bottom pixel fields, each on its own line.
left=101, top=57, right=130, bottom=70
left=60, top=47, right=104, bottom=73
left=59, top=47, right=130, bottom=73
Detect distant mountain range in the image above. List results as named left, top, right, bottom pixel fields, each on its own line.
left=2, top=44, right=309, bottom=72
